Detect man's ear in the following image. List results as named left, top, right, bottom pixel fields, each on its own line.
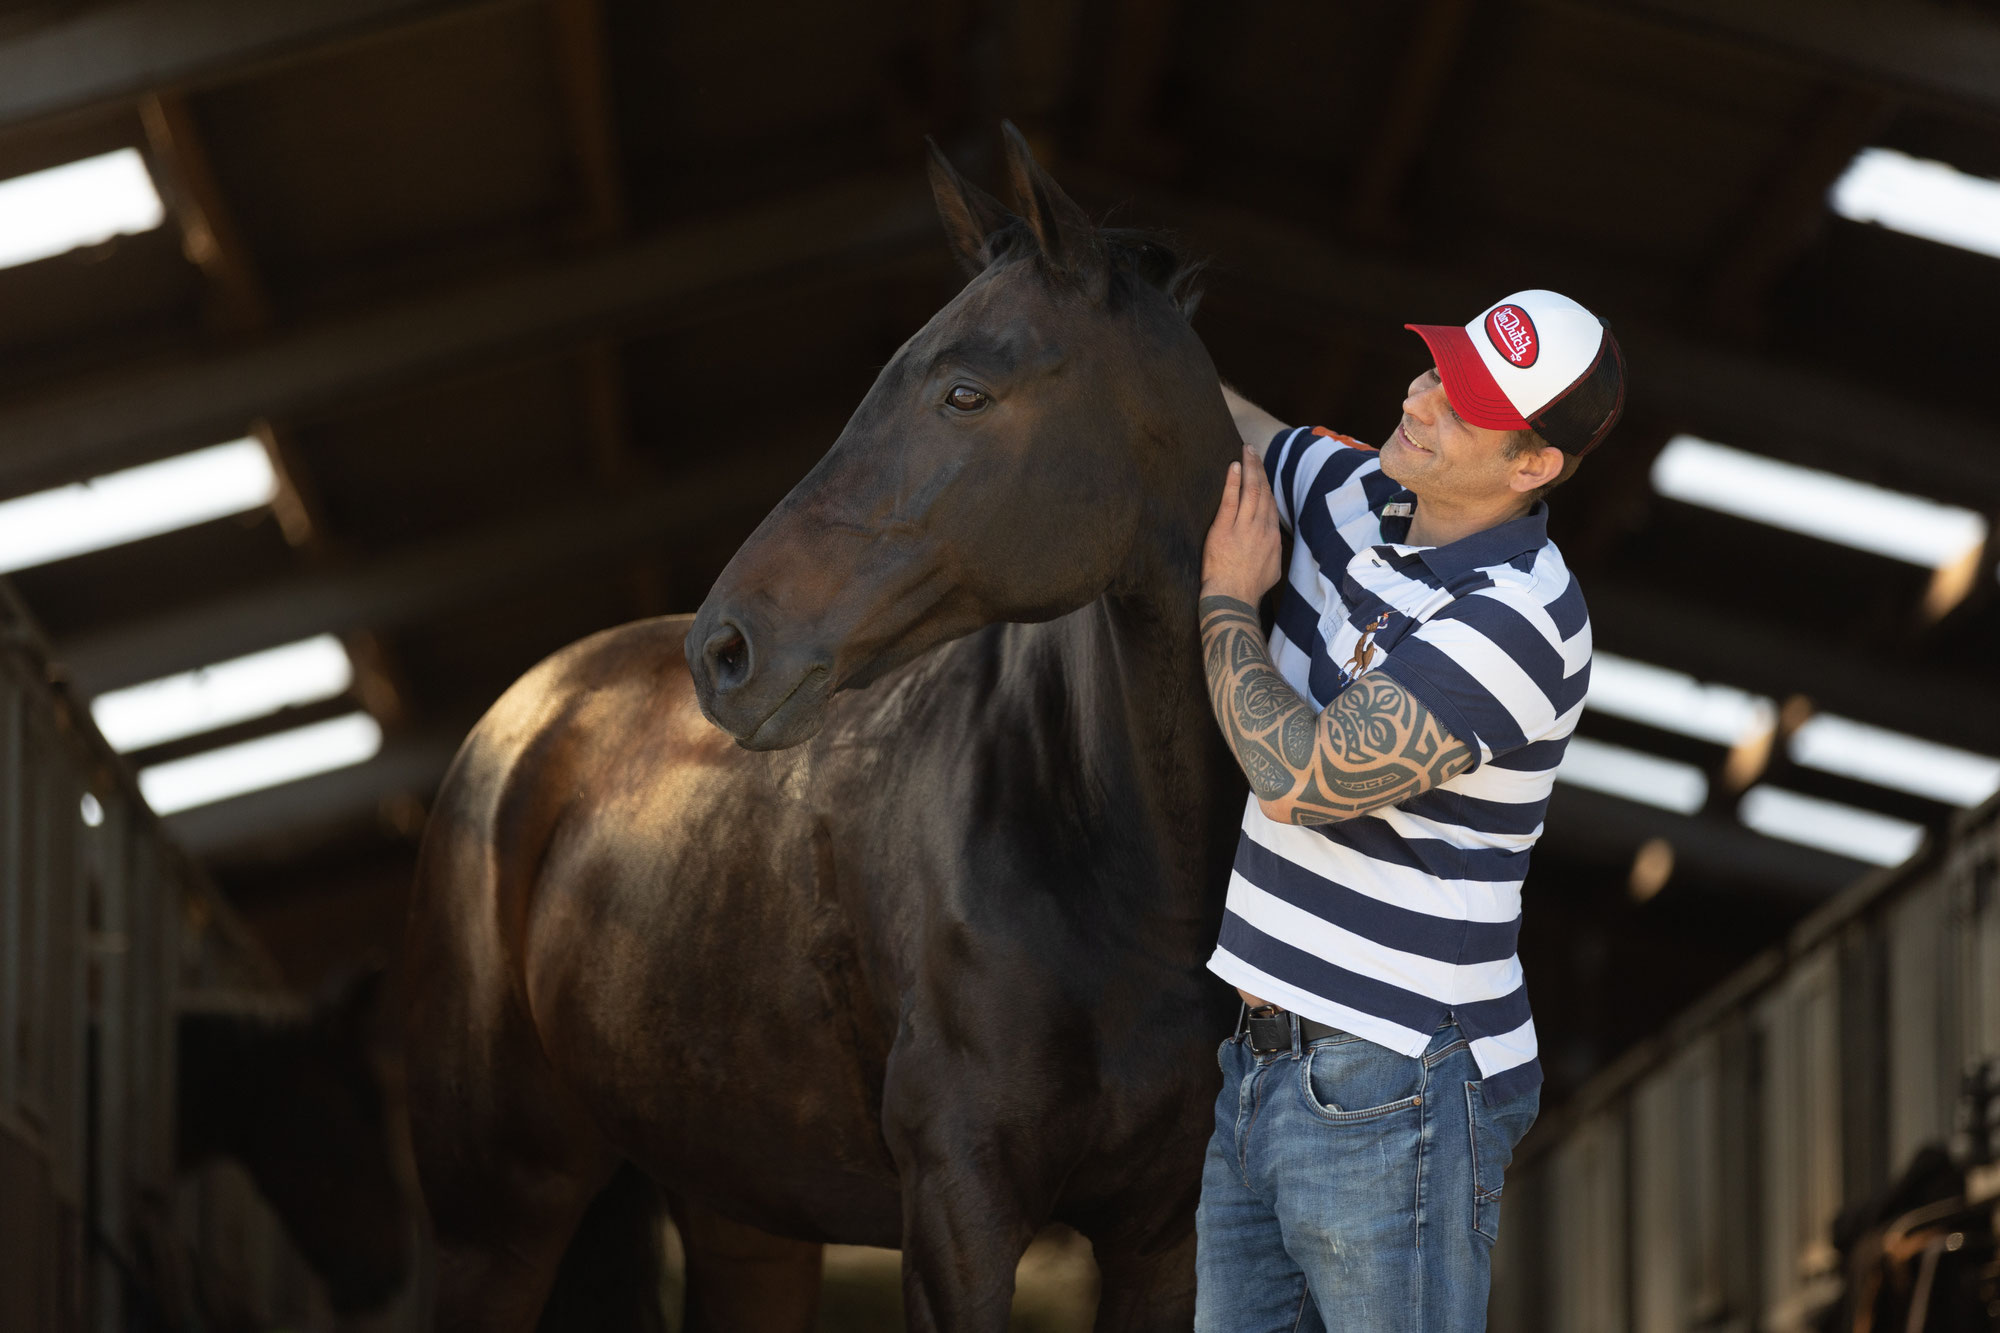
left=1511, top=444, right=1567, bottom=494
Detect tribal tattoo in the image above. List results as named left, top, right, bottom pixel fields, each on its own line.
left=1198, top=595, right=1473, bottom=825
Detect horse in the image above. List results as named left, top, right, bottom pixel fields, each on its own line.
left=403, top=123, right=1248, bottom=1332
left=173, top=969, right=410, bottom=1318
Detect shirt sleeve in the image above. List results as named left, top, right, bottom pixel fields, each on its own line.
left=1371, top=589, right=1591, bottom=771
left=1263, top=426, right=1378, bottom=535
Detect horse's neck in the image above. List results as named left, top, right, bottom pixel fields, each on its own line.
left=1022, top=369, right=1242, bottom=856
left=1025, top=543, right=1232, bottom=846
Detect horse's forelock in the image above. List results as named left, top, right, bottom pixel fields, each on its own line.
left=980, top=218, right=1204, bottom=321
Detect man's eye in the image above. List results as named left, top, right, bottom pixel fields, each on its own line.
left=946, top=385, right=988, bottom=412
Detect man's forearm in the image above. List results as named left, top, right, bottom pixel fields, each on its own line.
left=1219, top=384, right=1288, bottom=460
left=1200, top=594, right=1319, bottom=803
left=1198, top=595, right=1474, bottom=824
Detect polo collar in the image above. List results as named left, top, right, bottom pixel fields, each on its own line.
left=1375, top=493, right=1551, bottom=582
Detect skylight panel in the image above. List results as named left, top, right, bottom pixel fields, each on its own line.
left=138, top=713, right=382, bottom=816
left=91, top=635, right=354, bottom=754
left=0, top=439, right=276, bottom=574
left=1739, top=786, right=1924, bottom=867
left=1557, top=737, right=1709, bottom=815
left=1651, top=435, right=1988, bottom=570
left=1587, top=653, right=1775, bottom=747
left=1789, top=714, right=2000, bottom=808
left=0, top=148, right=165, bottom=270
left=1831, top=147, right=2000, bottom=261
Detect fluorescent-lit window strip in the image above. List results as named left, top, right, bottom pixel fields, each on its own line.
left=1789, top=714, right=2000, bottom=808
left=1651, top=435, right=1987, bottom=570
left=0, top=438, right=276, bottom=574
left=1556, top=736, right=1710, bottom=815
left=91, top=635, right=355, bottom=753
left=1587, top=652, right=1775, bottom=746
left=1832, top=147, right=2000, bottom=262
left=1739, top=786, right=1924, bottom=868
left=0, top=147, right=164, bottom=271
left=138, top=713, right=383, bottom=816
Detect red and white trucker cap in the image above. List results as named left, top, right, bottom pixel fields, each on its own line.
left=1405, top=290, right=1627, bottom=457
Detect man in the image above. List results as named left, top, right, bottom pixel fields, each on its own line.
left=1193, top=289, right=1625, bottom=1331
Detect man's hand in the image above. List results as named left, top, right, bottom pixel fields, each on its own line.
left=1201, top=445, right=1283, bottom=605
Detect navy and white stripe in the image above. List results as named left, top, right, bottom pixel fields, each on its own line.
left=1205, top=427, right=1593, bottom=1103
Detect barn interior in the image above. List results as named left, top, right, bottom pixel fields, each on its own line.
left=3, top=0, right=1999, bottom=1328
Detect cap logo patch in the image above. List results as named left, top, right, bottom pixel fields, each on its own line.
left=1484, top=304, right=1539, bottom=368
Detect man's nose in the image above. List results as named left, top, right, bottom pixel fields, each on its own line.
left=1404, top=381, right=1439, bottom=420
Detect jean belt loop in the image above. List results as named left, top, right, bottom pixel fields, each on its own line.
left=1288, top=1011, right=1302, bottom=1059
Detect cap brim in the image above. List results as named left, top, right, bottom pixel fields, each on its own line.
left=1405, top=324, right=1531, bottom=432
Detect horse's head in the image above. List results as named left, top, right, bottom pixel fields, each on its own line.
left=688, top=123, right=1218, bottom=749
left=181, top=970, right=410, bottom=1315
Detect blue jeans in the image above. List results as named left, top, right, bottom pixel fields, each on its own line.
left=1194, top=1018, right=1539, bottom=1333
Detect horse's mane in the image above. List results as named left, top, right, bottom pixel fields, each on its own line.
left=984, top=219, right=1206, bottom=321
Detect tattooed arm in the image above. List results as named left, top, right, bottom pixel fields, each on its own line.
left=1198, top=596, right=1472, bottom=823
left=1198, top=444, right=1472, bottom=824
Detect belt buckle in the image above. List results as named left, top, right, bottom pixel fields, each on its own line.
left=1245, top=1005, right=1292, bottom=1055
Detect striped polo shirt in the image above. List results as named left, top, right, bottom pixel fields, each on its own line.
left=1206, top=426, right=1592, bottom=1102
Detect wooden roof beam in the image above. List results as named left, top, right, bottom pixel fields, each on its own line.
left=0, top=0, right=523, bottom=130
left=546, top=0, right=627, bottom=245
left=53, top=439, right=834, bottom=695
left=0, top=174, right=936, bottom=500
left=1540, top=784, right=1864, bottom=902
left=1693, top=84, right=1893, bottom=340
left=139, top=91, right=272, bottom=332
left=165, top=727, right=463, bottom=858
left=1067, top=170, right=2000, bottom=503
left=1585, top=582, right=2000, bottom=757
left=1346, top=0, right=1479, bottom=244
left=1551, top=0, right=2000, bottom=121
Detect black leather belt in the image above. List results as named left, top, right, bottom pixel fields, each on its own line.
left=1241, top=1005, right=1344, bottom=1053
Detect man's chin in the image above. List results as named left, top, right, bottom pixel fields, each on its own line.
left=1378, top=439, right=1421, bottom=484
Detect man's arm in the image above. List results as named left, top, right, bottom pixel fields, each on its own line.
left=1220, top=383, right=1289, bottom=461
left=1198, top=595, right=1472, bottom=824
left=1197, top=445, right=1472, bottom=824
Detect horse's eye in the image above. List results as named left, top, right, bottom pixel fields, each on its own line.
left=946, top=385, right=988, bottom=412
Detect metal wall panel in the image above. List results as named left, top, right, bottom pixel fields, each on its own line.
left=1, top=676, right=20, bottom=1118
left=1500, top=802, right=2000, bottom=1330
left=1757, top=947, right=1843, bottom=1332
left=1549, top=1110, right=1628, bottom=1333
left=1887, top=881, right=1950, bottom=1169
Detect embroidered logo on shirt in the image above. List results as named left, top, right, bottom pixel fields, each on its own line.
left=1345, top=612, right=1393, bottom=678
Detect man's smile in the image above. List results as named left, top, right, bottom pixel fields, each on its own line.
left=1391, top=422, right=1432, bottom=455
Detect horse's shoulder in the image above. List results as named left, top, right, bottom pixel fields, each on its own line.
left=481, top=613, right=701, bottom=733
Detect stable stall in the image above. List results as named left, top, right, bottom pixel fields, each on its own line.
left=1493, top=796, right=2000, bottom=1332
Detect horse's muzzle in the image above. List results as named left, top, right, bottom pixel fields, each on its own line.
left=685, top=607, right=834, bottom=750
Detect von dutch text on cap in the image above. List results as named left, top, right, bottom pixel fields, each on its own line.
left=1485, top=304, right=1539, bottom=367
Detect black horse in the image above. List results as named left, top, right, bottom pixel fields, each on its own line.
left=173, top=970, right=409, bottom=1319
left=404, top=125, right=1247, bottom=1332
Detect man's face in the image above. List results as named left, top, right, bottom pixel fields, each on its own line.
left=1380, top=367, right=1536, bottom=504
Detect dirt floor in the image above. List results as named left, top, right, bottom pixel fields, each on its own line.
left=653, top=1224, right=1101, bottom=1332
left=817, top=1229, right=1100, bottom=1333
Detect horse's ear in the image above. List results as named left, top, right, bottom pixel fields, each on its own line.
left=926, top=137, right=1010, bottom=278
left=998, top=120, right=1107, bottom=302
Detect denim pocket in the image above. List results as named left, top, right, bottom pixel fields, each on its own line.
left=1466, top=1080, right=1540, bottom=1242
left=1299, top=1038, right=1425, bottom=1124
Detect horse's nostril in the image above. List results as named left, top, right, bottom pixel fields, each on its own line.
left=703, top=622, right=752, bottom=692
